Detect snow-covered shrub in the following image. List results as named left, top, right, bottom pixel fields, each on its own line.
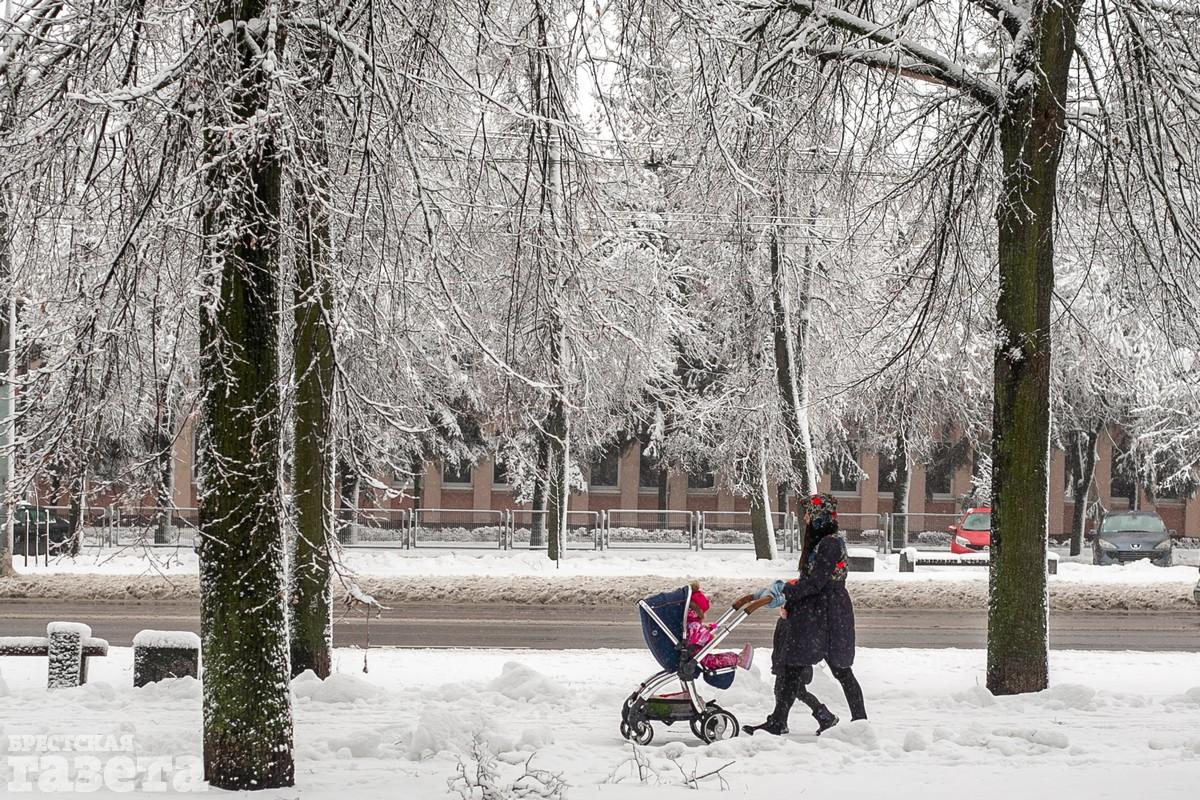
left=447, top=736, right=566, bottom=800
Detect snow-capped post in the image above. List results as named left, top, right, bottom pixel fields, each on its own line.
left=344, top=582, right=385, bottom=673
left=133, top=630, right=201, bottom=686
left=195, top=0, right=294, bottom=789
left=46, top=622, right=89, bottom=689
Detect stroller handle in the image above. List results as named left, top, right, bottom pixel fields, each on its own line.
left=742, top=596, right=774, bottom=614
left=730, top=594, right=774, bottom=614
left=731, top=594, right=755, bottom=610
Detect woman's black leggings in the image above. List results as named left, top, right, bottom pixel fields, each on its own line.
left=774, top=664, right=867, bottom=722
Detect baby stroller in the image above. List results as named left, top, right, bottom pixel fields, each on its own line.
left=620, top=585, right=772, bottom=745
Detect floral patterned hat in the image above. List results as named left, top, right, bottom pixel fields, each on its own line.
left=799, top=492, right=838, bottom=516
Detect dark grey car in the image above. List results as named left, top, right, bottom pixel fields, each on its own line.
left=1091, top=511, right=1175, bottom=567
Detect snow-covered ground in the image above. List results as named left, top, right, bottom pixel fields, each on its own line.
left=2, top=646, right=1198, bottom=798
left=11, top=543, right=1200, bottom=580
left=8, top=547, right=1198, bottom=611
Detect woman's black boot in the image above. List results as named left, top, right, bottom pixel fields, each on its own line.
left=813, top=705, right=839, bottom=735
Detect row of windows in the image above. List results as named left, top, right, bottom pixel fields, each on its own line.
left=438, top=445, right=957, bottom=496
left=438, top=443, right=1190, bottom=501
left=439, top=448, right=716, bottom=490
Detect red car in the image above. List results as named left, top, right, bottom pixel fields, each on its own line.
left=948, top=507, right=992, bottom=554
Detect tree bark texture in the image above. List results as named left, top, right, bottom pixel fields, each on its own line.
left=336, top=457, right=359, bottom=545
left=288, top=105, right=336, bottom=680
left=987, top=0, right=1083, bottom=696
left=890, top=436, right=911, bottom=550
left=530, top=436, right=548, bottom=548
left=0, top=170, right=16, bottom=578
left=1066, top=426, right=1099, bottom=557
left=749, top=438, right=778, bottom=560
left=544, top=354, right=568, bottom=562
left=154, top=405, right=174, bottom=545
left=196, top=1, right=294, bottom=788
left=769, top=192, right=818, bottom=501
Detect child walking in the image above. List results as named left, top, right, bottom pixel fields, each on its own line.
left=687, top=583, right=754, bottom=671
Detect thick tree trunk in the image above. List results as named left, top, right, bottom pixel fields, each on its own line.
left=288, top=112, right=336, bottom=680
left=987, top=0, right=1082, bottom=696
left=890, top=437, right=912, bottom=550
left=749, top=439, right=778, bottom=560
left=769, top=191, right=818, bottom=500
left=196, top=0, right=294, bottom=788
left=1066, top=426, right=1099, bottom=557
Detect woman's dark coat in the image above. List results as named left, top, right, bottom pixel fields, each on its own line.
left=771, top=532, right=856, bottom=670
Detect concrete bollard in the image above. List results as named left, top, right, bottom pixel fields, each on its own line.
left=847, top=547, right=877, bottom=573
left=133, top=630, right=201, bottom=687
left=899, top=548, right=918, bottom=573
left=47, top=622, right=91, bottom=689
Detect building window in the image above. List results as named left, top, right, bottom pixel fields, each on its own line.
left=877, top=450, right=899, bottom=494
left=442, top=460, right=473, bottom=486
left=492, top=459, right=509, bottom=486
left=1110, top=442, right=1137, bottom=505
left=589, top=446, right=620, bottom=489
left=639, top=448, right=661, bottom=489
left=829, top=450, right=860, bottom=494
left=924, top=443, right=954, bottom=499
left=689, top=470, right=716, bottom=491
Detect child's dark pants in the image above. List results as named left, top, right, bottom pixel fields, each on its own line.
left=772, top=664, right=868, bottom=725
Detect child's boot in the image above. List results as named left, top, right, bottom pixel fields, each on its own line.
left=737, top=644, right=754, bottom=670
left=813, top=705, right=839, bottom=735
left=741, top=713, right=788, bottom=736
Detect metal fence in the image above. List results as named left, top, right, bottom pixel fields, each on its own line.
left=336, top=508, right=410, bottom=546
left=696, top=511, right=795, bottom=552
left=406, top=508, right=507, bottom=549
left=506, top=509, right=601, bottom=551
left=5, top=504, right=917, bottom=562
left=600, top=509, right=699, bottom=550
left=884, top=512, right=961, bottom=552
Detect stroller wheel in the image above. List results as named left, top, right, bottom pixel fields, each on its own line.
left=630, top=720, right=654, bottom=745
left=697, top=707, right=739, bottom=744
left=689, top=717, right=704, bottom=740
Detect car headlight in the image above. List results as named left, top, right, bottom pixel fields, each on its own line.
left=1096, top=539, right=1116, bottom=550
left=1154, top=539, right=1173, bottom=550
left=955, top=536, right=970, bottom=547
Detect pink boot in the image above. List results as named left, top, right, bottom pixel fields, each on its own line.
left=738, top=644, right=754, bottom=670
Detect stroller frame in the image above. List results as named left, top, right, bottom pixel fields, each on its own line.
left=620, top=587, right=771, bottom=745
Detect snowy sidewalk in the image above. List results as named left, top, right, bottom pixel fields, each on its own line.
left=2, top=646, right=1198, bottom=798
left=7, top=548, right=1199, bottom=611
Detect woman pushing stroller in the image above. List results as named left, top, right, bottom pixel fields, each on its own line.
left=744, top=493, right=868, bottom=736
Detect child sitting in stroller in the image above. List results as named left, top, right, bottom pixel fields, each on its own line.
left=687, top=582, right=754, bottom=671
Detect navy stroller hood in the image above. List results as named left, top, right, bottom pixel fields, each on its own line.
left=638, top=586, right=735, bottom=690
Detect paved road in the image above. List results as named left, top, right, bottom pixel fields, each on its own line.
left=1, top=599, right=1197, bottom=651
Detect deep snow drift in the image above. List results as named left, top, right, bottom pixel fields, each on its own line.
left=1, top=646, right=1197, bottom=798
